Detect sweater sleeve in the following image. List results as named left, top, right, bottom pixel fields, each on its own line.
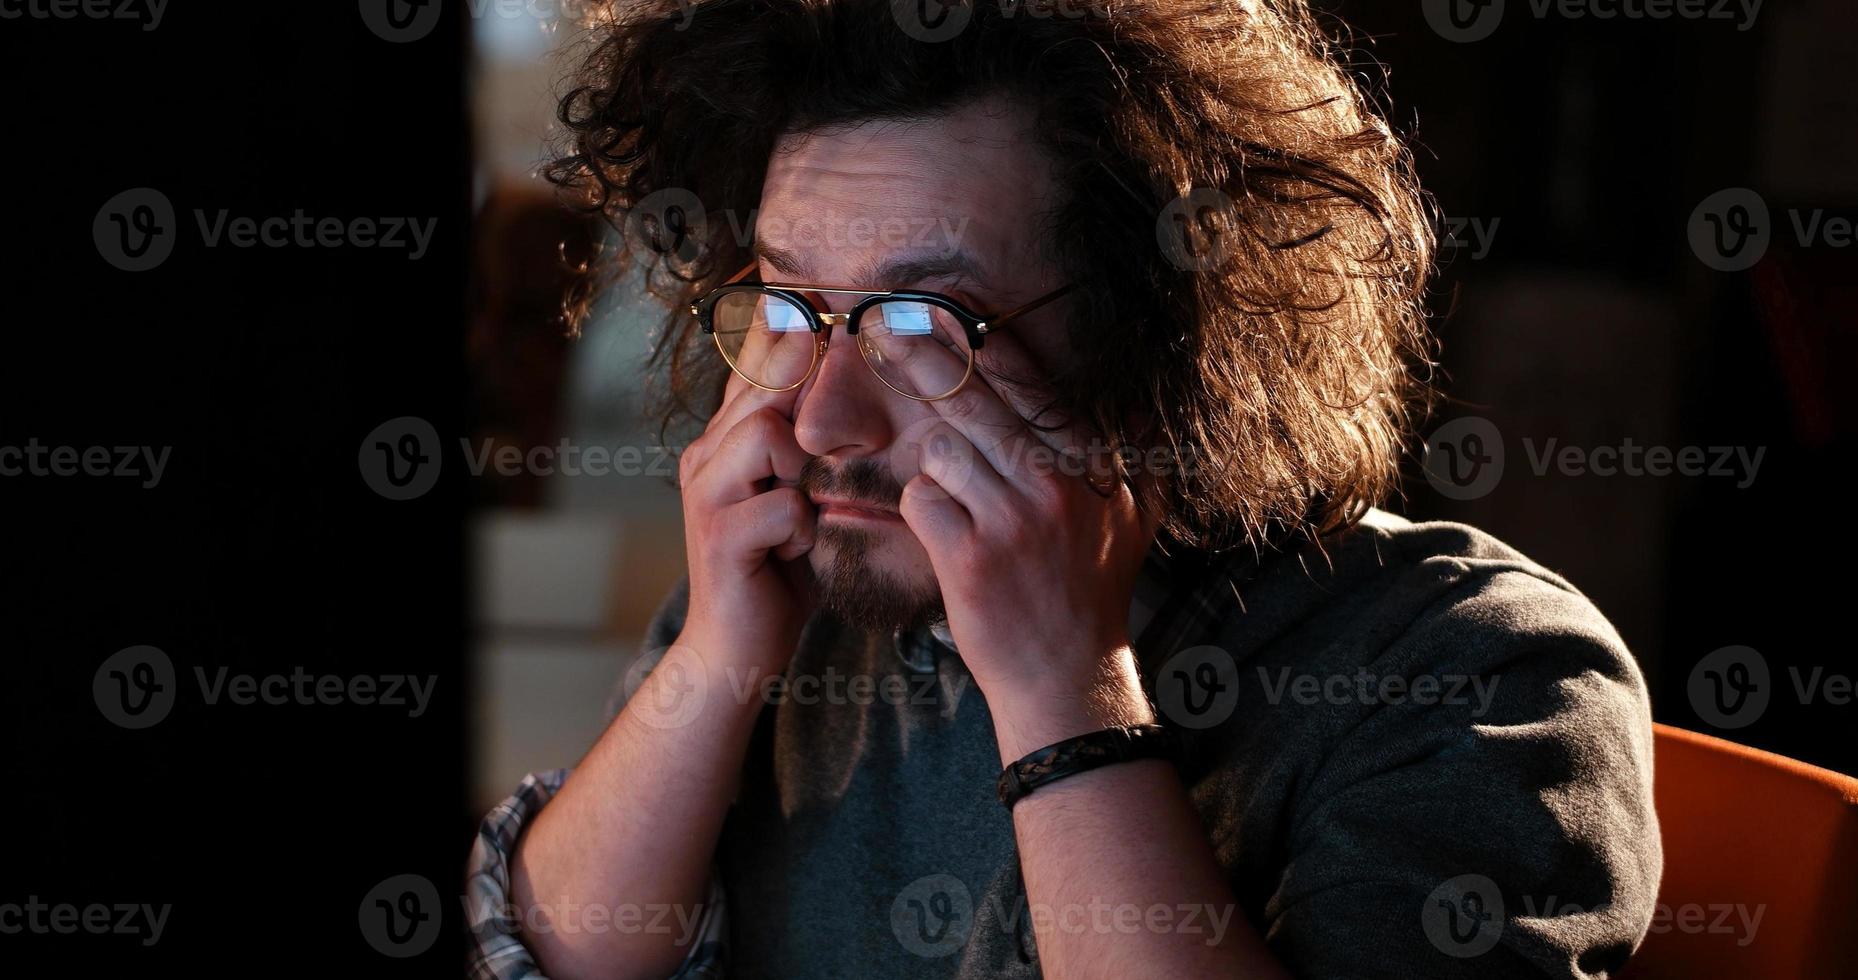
left=1258, top=568, right=1663, bottom=979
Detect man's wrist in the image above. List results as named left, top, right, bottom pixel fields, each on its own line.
left=987, top=647, right=1156, bottom=766
left=996, top=723, right=1181, bottom=809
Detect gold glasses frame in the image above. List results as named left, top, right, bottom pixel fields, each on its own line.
left=690, top=262, right=1074, bottom=402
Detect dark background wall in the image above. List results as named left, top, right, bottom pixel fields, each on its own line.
left=1, top=5, right=472, bottom=975
left=1324, top=0, right=1858, bottom=778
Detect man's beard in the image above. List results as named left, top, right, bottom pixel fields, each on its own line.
left=798, top=456, right=945, bottom=634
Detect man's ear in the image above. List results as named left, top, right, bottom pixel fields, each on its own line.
left=1124, top=408, right=1160, bottom=444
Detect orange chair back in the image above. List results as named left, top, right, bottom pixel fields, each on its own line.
left=1625, top=723, right=1858, bottom=978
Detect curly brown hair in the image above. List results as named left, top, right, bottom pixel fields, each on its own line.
left=546, top=0, right=1438, bottom=554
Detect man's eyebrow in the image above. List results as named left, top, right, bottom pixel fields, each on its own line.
left=857, top=249, right=994, bottom=292
left=752, top=238, right=994, bottom=292
left=753, top=241, right=812, bottom=280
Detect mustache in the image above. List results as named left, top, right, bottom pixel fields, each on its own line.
left=799, top=456, right=905, bottom=509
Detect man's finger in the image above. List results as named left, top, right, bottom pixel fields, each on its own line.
left=898, top=472, right=973, bottom=553
left=718, top=486, right=816, bottom=567
left=690, top=408, right=811, bottom=507
left=971, top=329, right=1095, bottom=459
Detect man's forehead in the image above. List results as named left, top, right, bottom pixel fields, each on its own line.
left=754, top=108, right=1055, bottom=286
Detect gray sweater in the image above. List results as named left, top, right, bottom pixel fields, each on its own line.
left=468, top=508, right=1662, bottom=978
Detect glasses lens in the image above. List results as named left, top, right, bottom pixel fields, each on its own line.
left=711, top=290, right=817, bottom=391
left=858, top=300, right=973, bottom=399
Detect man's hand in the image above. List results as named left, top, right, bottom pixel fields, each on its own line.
left=894, top=330, right=1161, bottom=761
left=893, top=332, right=1283, bottom=980
left=675, top=361, right=817, bottom=672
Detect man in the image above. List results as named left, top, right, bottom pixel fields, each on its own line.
left=467, top=1, right=1662, bottom=977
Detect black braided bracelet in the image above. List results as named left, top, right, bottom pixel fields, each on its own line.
left=996, top=723, right=1183, bottom=809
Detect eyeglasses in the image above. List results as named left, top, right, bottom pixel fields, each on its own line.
left=689, top=262, right=1074, bottom=401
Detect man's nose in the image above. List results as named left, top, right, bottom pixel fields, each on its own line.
left=792, top=313, right=894, bottom=458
